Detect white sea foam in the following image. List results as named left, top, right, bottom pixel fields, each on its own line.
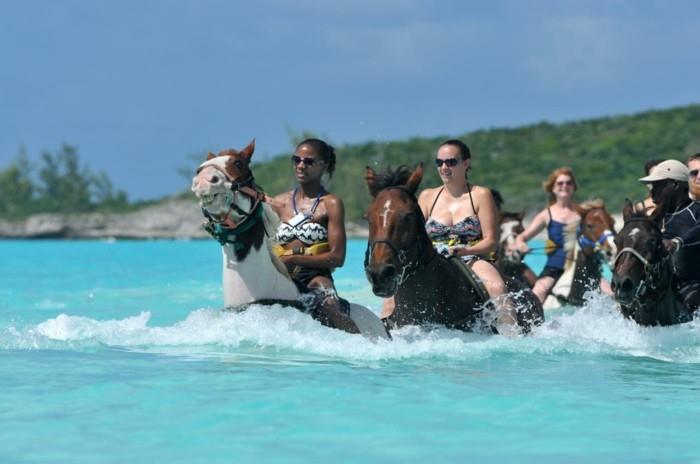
left=4, top=291, right=700, bottom=363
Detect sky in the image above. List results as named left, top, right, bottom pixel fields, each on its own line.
left=2, top=0, right=699, bottom=199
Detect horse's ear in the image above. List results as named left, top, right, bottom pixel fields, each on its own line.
left=207, top=152, right=217, bottom=161
left=622, top=199, right=634, bottom=222
left=240, top=138, right=255, bottom=161
left=405, top=163, right=424, bottom=194
left=365, top=166, right=380, bottom=197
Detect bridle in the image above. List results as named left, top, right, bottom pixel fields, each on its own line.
left=612, top=217, right=669, bottom=301
left=197, top=163, right=266, bottom=247
left=576, top=209, right=616, bottom=254
left=364, top=186, right=433, bottom=286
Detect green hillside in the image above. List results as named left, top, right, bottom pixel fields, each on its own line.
left=253, top=104, right=700, bottom=221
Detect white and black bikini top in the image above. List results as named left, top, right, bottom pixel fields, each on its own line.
left=275, top=187, right=329, bottom=245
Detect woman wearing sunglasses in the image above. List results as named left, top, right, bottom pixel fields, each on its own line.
left=511, top=167, right=581, bottom=303
left=268, top=138, right=359, bottom=333
left=417, top=139, right=516, bottom=331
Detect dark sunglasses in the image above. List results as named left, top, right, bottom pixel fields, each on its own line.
left=434, top=158, right=461, bottom=167
left=291, top=155, right=316, bottom=166
left=690, top=169, right=700, bottom=178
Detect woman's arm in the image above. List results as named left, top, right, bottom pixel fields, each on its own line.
left=512, top=209, right=548, bottom=253
left=280, top=195, right=346, bottom=269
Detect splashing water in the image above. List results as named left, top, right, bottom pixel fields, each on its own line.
left=2, top=239, right=700, bottom=463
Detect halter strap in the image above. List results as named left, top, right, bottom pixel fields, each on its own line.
left=427, top=184, right=478, bottom=221
left=292, top=187, right=325, bottom=217
left=613, top=246, right=651, bottom=270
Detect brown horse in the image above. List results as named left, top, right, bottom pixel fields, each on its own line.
left=364, top=164, right=544, bottom=334
left=611, top=201, right=687, bottom=325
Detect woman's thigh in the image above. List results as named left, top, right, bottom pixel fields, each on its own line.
left=470, top=260, right=506, bottom=297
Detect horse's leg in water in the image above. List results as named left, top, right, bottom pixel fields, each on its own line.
left=470, top=260, right=518, bottom=332
left=307, top=275, right=361, bottom=334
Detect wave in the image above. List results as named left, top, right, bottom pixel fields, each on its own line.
left=3, top=292, right=700, bottom=363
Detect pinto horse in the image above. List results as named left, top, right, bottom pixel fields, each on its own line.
left=611, top=201, right=687, bottom=326
left=364, top=164, right=544, bottom=334
left=496, top=211, right=537, bottom=288
left=191, top=140, right=390, bottom=339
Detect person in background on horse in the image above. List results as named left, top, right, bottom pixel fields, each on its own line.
left=418, top=139, right=516, bottom=328
left=653, top=154, right=700, bottom=315
left=511, top=167, right=581, bottom=303
left=267, top=138, right=359, bottom=333
left=638, top=159, right=691, bottom=220
left=637, top=159, right=664, bottom=215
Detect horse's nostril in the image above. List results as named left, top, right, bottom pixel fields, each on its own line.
left=381, top=265, right=396, bottom=280
left=620, top=278, right=634, bottom=292
left=211, top=175, right=220, bottom=184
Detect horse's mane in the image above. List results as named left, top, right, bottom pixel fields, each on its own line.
left=563, top=217, right=580, bottom=258
left=578, top=198, right=606, bottom=213
left=371, top=165, right=413, bottom=195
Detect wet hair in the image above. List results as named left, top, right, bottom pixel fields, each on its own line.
left=644, top=158, right=664, bottom=175
left=490, top=188, right=504, bottom=211
left=297, top=138, right=336, bottom=178
left=543, top=167, right=578, bottom=205
left=439, top=139, right=471, bottom=160
left=687, top=153, right=700, bottom=164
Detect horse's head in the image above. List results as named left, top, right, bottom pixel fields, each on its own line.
left=577, top=200, right=617, bottom=264
left=364, top=164, right=431, bottom=297
left=191, top=139, right=258, bottom=225
left=499, top=211, right=526, bottom=262
left=611, top=200, right=663, bottom=305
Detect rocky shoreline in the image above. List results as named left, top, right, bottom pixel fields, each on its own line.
left=0, top=200, right=371, bottom=239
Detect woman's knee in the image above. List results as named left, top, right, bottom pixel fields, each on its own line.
left=473, top=262, right=507, bottom=297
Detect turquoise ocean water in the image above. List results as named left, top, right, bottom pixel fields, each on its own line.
left=2, top=239, right=700, bottom=463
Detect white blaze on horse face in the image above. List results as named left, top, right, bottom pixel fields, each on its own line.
left=381, top=199, right=393, bottom=229
left=192, top=158, right=234, bottom=215
left=629, top=227, right=640, bottom=238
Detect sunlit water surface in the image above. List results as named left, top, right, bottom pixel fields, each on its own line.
left=2, top=239, right=700, bottom=463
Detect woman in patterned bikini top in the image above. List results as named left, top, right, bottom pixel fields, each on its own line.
left=267, top=138, right=359, bottom=334
left=419, top=140, right=515, bottom=331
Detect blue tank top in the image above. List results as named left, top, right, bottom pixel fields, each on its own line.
left=545, top=208, right=567, bottom=270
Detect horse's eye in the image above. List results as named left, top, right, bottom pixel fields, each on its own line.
left=399, top=212, right=415, bottom=225
left=234, top=160, right=243, bottom=169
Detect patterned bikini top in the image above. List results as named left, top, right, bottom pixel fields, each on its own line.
left=276, top=221, right=328, bottom=245
left=425, top=216, right=482, bottom=243
left=274, top=187, right=329, bottom=246
left=425, top=185, right=483, bottom=244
